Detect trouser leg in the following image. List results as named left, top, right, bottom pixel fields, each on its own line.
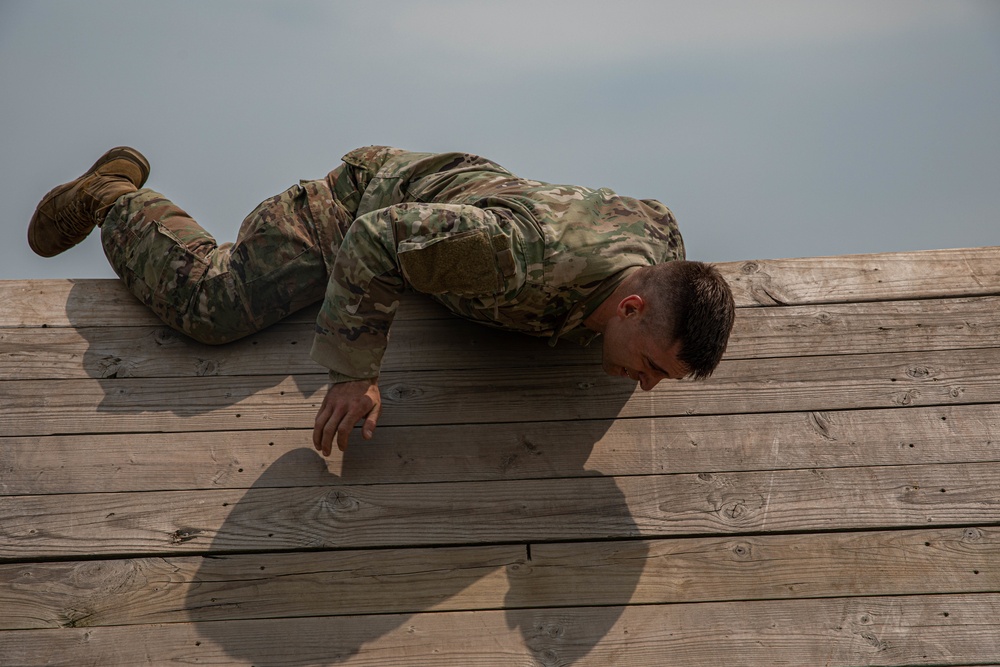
left=101, top=175, right=348, bottom=344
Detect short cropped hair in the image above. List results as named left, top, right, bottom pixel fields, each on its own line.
left=633, top=261, right=735, bottom=379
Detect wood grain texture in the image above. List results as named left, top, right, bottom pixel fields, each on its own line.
left=0, top=317, right=597, bottom=380
left=3, top=403, right=999, bottom=493
left=5, top=245, right=1000, bottom=665
left=724, top=246, right=1000, bottom=306
left=0, top=280, right=446, bottom=328
left=5, top=346, right=1000, bottom=437
left=6, top=294, right=1000, bottom=380
left=2, top=527, right=995, bottom=629
left=1, top=594, right=997, bottom=666
left=3, top=461, right=999, bottom=559
left=4, top=245, right=1000, bottom=325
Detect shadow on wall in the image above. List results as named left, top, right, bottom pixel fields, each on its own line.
left=65, top=280, right=323, bottom=417
left=62, top=279, right=645, bottom=662
left=186, top=428, right=642, bottom=663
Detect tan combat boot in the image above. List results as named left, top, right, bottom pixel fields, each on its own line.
left=28, top=146, right=150, bottom=257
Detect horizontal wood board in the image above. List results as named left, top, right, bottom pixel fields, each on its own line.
left=2, top=245, right=1000, bottom=666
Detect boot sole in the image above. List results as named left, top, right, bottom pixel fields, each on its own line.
left=93, top=146, right=151, bottom=187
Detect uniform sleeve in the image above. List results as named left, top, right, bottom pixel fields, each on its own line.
left=309, top=205, right=401, bottom=383
left=309, top=202, right=510, bottom=383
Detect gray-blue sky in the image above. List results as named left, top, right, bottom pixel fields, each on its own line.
left=2, top=0, right=998, bottom=280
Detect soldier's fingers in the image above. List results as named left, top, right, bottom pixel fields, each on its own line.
left=314, top=386, right=342, bottom=450
left=321, top=406, right=348, bottom=457
left=313, top=403, right=332, bottom=451
left=339, top=395, right=377, bottom=451
left=362, top=400, right=382, bottom=440
left=337, top=396, right=381, bottom=452
left=336, top=407, right=361, bottom=453
left=313, top=411, right=327, bottom=451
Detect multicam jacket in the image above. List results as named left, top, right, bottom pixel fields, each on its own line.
left=310, top=147, right=686, bottom=383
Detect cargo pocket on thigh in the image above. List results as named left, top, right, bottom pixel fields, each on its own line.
left=397, top=228, right=504, bottom=297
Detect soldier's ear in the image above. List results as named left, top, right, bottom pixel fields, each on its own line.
left=616, top=294, right=645, bottom=319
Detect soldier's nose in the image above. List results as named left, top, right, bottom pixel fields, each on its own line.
left=640, top=376, right=663, bottom=391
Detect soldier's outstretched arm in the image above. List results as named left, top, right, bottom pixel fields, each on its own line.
left=309, top=201, right=501, bottom=453
left=313, top=378, right=382, bottom=456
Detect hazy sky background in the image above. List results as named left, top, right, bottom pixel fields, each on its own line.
left=2, top=0, right=998, bottom=281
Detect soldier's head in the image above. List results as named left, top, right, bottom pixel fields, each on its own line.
left=595, top=261, right=735, bottom=390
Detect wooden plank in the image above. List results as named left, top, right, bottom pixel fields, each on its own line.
left=7, top=294, right=1000, bottom=380
left=726, top=294, right=1000, bottom=360
left=5, top=346, right=1000, bottom=437
left=3, top=526, right=996, bottom=629
left=2, top=245, right=998, bottom=667
left=0, top=279, right=157, bottom=328
left=3, top=403, right=999, bottom=494
left=0, top=280, right=448, bottom=328
left=1, top=594, right=997, bottom=666
left=4, top=247, right=1000, bottom=327
left=723, top=246, right=1000, bottom=306
left=0, top=318, right=599, bottom=381
left=3, top=461, right=999, bottom=559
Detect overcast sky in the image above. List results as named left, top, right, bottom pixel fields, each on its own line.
left=2, top=0, right=998, bottom=281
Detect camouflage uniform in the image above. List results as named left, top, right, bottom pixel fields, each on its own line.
left=102, top=146, right=685, bottom=383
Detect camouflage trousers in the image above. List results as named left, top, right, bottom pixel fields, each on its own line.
left=101, top=162, right=366, bottom=345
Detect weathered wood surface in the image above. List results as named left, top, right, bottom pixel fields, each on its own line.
left=4, top=245, right=1000, bottom=328
left=3, top=527, right=995, bottom=629
left=2, top=245, right=1000, bottom=666
left=2, top=595, right=999, bottom=666
left=4, top=461, right=1000, bottom=558
left=6, top=345, right=1000, bottom=436
left=6, top=294, right=1000, bottom=379
left=3, top=402, right=997, bottom=493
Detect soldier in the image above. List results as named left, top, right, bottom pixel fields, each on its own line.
left=29, top=145, right=735, bottom=456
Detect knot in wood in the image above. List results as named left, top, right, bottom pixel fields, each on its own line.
left=195, top=358, right=220, bottom=377
left=170, top=528, right=201, bottom=544
left=60, top=607, right=96, bottom=628
left=732, top=543, right=752, bottom=559
left=712, top=492, right=763, bottom=524
left=860, top=630, right=890, bottom=651
left=962, top=527, right=983, bottom=542
left=98, top=356, right=136, bottom=379
left=534, top=649, right=560, bottom=666
left=519, top=436, right=540, bottom=453
left=533, top=621, right=565, bottom=639
left=71, top=560, right=139, bottom=592
left=325, top=490, right=360, bottom=513
left=722, top=500, right=748, bottom=520
left=386, top=384, right=422, bottom=401
left=906, top=365, right=931, bottom=379
left=507, top=561, right=532, bottom=576
left=814, top=311, right=833, bottom=325
left=740, top=261, right=761, bottom=275
left=808, top=411, right=836, bottom=441
left=153, top=328, right=178, bottom=346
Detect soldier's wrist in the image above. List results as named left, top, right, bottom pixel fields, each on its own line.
left=327, top=370, right=367, bottom=384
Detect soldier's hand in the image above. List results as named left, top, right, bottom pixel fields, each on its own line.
left=313, top=378, right=382, bottom=456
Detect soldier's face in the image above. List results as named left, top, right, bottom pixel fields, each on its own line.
left=599, top=295, right=689, bottom=391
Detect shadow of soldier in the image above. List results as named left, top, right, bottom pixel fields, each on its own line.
left=60, top=278, right=648, bottom=662
left=65, top=280, right=322, bottom=416
left=187, top=411, right=645, bottom=664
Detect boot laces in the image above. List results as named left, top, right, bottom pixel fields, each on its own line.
left=52, top=193, right=98, bottom=239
